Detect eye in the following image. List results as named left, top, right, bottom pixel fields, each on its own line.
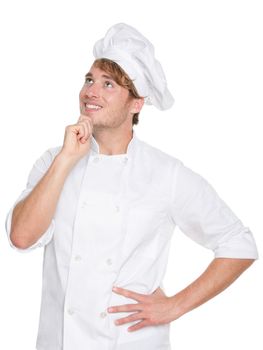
left=85, top=77, right=93, bottom=85
left=105, top=81, right=113, bottom=88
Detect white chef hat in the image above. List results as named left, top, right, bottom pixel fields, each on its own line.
left=93, top=23, right=174, bottom=110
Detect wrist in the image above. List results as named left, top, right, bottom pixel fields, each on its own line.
left=169, top=292, right=189, bottom=321
left=54, top=152, right=80, bottom=172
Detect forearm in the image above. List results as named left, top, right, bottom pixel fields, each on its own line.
left=171, top=257, right=255, bottom=319
left=10, top=152, right=77, bottom=248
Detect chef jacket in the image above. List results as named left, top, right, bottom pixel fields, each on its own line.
left=5, top=129, right=258, bottom=350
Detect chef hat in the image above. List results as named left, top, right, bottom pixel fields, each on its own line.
left=93, top=23, right=174, bottom=110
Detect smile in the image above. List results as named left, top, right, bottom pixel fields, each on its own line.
left=85, top=103, right=102, bottom=110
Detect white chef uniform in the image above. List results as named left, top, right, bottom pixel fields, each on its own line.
left=5, top=129, right=258, bottom=350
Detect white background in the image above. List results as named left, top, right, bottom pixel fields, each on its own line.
left=0, top=0, right=262, bottom=349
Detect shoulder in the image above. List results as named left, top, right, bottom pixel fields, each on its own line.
left=137, top=137, right=207, bottom=190
left=136, top=137, right=183, bottom=171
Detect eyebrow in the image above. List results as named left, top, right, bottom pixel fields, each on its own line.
left=85, top=72, right=116, bottom=81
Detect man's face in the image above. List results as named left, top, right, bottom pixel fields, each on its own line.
left=79, top=65, right=135, bottom=130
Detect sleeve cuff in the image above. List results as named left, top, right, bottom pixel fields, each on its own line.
left=213, top=226, right=259, bottom=259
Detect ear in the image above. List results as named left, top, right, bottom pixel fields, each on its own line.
left=130, top=98, right=144, bottom=114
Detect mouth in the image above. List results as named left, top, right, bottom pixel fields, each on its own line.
left=84, top=103, right=103, bottom=112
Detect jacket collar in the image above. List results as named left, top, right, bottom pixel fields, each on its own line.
left=90, top=129, right=138, bottom=158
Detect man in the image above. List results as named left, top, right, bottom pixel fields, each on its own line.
left=6, top=23, right=258, bottom=350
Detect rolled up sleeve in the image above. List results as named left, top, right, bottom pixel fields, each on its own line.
left=5, top=148, right=59, bottom=253
left=169, top=160, right=259, bottom=259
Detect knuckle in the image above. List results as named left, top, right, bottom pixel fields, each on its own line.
left=149, top=316, right=157, bottom=325
left=126, top=304, right=133, bottom=311
left=130, top=313, right=139, bottom=321
left=129, top=314, right=135, bottom=321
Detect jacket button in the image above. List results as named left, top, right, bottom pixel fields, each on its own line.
left=67, top=308, right=75, bottom=315
left=100, top=311, right=107, bottom=318
left=106, top=258, right=113, bottom=266
left=74, top=255, right=82, bottom=261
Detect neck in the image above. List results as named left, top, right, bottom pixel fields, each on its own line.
left=92, top=128, right=134, bottom=155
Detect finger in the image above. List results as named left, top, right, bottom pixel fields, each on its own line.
left=75, top=123, right=88, bottom=144
left=66, top=124, right=84, bottom=140
left=78, top=121, right=89, bottom=140
left=78, top=114, right=93, bottom=125
left=79, top=117, right=93, bottom=139
left=108, top=303, right=143, bottom=313
left=112, top=287, right=146, bottom=302
left=86, top=118, right=93, bottom=137
left=78, top=120, right=93, bottom=143
left=127, top=319, right=149, bottom=332
left=78, top=114, right=90, bottom=122
left=114, top=311, right=144, bottom=326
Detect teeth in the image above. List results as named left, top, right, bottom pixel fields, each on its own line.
left=86, top=104, right=102, bottom=110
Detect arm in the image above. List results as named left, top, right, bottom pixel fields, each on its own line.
left=107, top=257, right=255, bottom=331
left=169, top=257, right=255, bottom=319
left=10, top=115, right=93, bottom=249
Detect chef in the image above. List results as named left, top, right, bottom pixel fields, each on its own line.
left=6, top=23, right=258, bottom=350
